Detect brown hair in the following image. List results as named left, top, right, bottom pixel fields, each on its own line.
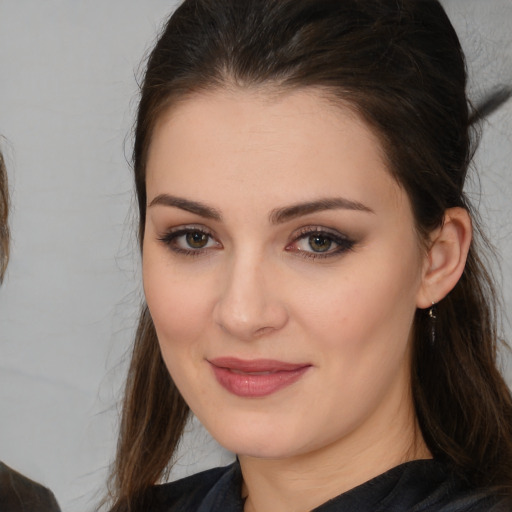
left=0, top=149, right=9, bottom=282
left=108, top=0, right=512, bottom=509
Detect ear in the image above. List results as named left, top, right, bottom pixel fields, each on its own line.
left=416, top=207, right=472, bottom=309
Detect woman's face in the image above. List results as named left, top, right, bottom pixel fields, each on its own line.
left=143, top=89, right=428, bottom=461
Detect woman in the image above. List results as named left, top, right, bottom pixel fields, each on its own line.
left=0, top=150, right=8, bottom=283
left=0, top=151, right=61, bottom=511
left=108, top=0, right=512, bottom=510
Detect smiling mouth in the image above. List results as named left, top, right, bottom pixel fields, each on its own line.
left=208, top=357, right=311, bottom=397
left=230, top=369, right=275, bottom=375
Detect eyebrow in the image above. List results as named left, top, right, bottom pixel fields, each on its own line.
left=148, top=194, right=222, bottom=221
left=148, top=194, right=373, bottom=223
left=269, top=197, right=374, bottom=224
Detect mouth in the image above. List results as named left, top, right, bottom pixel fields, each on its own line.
left=208, top=357, right=312, bottom=398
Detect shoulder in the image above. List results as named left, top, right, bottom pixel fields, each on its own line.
left=145, top=463, right=241, bottom=512
left=0, top=461, right=61, bottom=512
left=403, top=462, right=511, bottom=512
left=415, top=491, right=512, bottom=512
left=315, top=460, right=511, bottom=512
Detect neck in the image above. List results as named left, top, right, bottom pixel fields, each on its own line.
left=240, top=396, right=430, bottom=512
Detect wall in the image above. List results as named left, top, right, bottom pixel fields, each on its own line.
left=0, top=1, right=510, bottom=510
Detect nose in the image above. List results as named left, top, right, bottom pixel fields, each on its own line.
left=213, top=251, right=289, bottom=341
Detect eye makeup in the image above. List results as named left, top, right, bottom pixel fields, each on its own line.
left=156, top=223, right=356, bottom=261
left=157, top=224, right=221, bottom=256
left=285, top=226, right=356, bottom=260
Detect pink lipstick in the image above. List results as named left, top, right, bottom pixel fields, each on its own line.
left=208, top=357, right=311, bottom=397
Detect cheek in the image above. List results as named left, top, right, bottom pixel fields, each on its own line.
left=294, top=243, right=422, bottom=366
left=142, top=249, right=213, bottom=354
left=142, top=257, right=217, bottom=404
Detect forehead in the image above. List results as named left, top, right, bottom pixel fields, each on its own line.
left=145, top=88, right=404, bottom=215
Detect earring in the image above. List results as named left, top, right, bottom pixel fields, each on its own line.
left=428, top=302, right=437, bottom=346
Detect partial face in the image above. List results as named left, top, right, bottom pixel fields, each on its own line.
left=143, top=89, right=427, bottom=460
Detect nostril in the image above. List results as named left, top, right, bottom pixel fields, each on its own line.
left=253, top=326, right=277, bottom=338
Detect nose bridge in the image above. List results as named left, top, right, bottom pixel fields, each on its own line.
left=214, top=245, right=288, bottom=339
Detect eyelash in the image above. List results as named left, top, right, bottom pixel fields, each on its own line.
left=285, top=226, right=355, bottom=260
left=157, top=226, right=220, bottom=257
left=157, top=225, right=355, bottom=260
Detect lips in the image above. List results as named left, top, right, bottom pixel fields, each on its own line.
left=208, top=357, right=311, bottom=397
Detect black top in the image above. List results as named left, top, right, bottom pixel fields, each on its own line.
left=145, top=459, right=510, bottom=512
left=0, top=461, right=61, bottom=512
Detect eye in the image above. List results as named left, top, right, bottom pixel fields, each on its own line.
left=305, top=234, right=334, bottom=253
left=286, top=228, right=355, bottom=259
left=185, top=231, right=210, bottom=249
left=158, top=226, right=221, bottom=255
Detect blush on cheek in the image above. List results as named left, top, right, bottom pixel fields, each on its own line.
left=145, top=268, right=215, bottom=352
left=149, top=294, right=204, bottom=345
left=310, top=277, right=412, bottom=359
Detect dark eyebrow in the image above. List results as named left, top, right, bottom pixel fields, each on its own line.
left=269, top=197, right=374, bottom=224
left=148, top=194, right=222, bottom=221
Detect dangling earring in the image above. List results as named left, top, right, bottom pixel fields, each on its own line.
left=428, top=302, right=437, bottom=346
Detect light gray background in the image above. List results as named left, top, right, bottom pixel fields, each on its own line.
left=0, top=1, right=510, bottom=511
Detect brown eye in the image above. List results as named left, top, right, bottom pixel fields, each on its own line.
left=308, top=235, right=332, bottom=252
left=286, top=228, right=355, bottom=259
left=158, top=226, right=221, bottom=255
left=186, top=231, right=210, bottom=249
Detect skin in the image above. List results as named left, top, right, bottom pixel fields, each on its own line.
left=142, top=88, right=470, bottom=512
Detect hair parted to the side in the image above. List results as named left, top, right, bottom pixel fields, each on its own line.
left=107, top=0, right=512, bottom=509
left=0, top=149, right=10, bottom=282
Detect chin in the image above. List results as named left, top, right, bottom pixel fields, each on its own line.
left=224, top=440, right=296, bottom=460
left=204, top=421, right=307, bottom=460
